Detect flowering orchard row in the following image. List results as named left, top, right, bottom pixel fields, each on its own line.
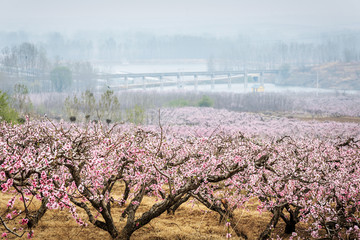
left=150, top=107, right=360, bottom=139
left=0, top=119, right=359, bottom=239
left=293, top=94, right=360, bottom=117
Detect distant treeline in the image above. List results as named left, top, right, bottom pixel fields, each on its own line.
left=0, top=41, right=96, bottom=93
left=0, top=30, right=360, bottom=69
left=1, top=31, right=360, bottom=95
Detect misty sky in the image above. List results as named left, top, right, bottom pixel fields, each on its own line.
left=1, top=0, right=360, bottom=35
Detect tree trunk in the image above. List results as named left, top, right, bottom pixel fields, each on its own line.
left=27, top=198, right=48, bottom=228
left=258, top=206, right=282, bottom=240
left=167, top=193, right=190, bottom=215
left=284, top=218, right=296, bottom=234
left=115, top=229, right=132, bottom=240
left=229, top=216, right=248, bottom=239
left=281, top=204, right=300, bottom=234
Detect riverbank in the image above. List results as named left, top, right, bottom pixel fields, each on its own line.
left=278, top=62, right=360, bottom=90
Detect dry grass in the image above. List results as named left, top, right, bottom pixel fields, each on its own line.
left=280, top=62, right=360, bottom=90
left=272, top=112, right=360, bottom=123
left=0, top=190, right=312, bottom=240
left=300, top=116, right=360, bottom=123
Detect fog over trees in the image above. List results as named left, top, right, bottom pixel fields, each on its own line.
left=0, top=0, right=360, bottom=66
left=0, top=0, right=359, bottom=121
left=1, top=30, right=360, bottom=65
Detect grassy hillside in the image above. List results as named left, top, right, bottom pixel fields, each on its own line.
left=279, top=62, right=360, bottom=90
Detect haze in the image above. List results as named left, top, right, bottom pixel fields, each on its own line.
left=1, top=0, right=360, bottom=35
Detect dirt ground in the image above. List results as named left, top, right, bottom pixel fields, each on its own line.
left=0, top=190, right=313, bottom=240
left=297, top=115, right=360, bottom=123
left=272, top=112, right=360, bottom=123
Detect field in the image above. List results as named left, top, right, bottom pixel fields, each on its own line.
left=0, top=106, right=359, bottom=240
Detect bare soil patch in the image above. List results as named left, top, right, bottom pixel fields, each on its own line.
left=0, top=192, right=311, bottom=239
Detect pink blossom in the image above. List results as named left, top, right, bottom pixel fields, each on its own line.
left=1, top=184, right=8, bottom=193
left=0, top=171, right=5, bottom=181
left=311, top=230, right=319, bottom=238
left=20, top=218, right=29, bottom=225
left=27, top=231, right=34, bottom=239
left=7, top=197, right=15, bottom=208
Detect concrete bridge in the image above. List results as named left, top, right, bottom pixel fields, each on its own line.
left=97, top=70, right=280, bottom=90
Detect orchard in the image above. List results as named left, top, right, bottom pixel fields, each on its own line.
left=0, top=110, right=359, bottom=239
